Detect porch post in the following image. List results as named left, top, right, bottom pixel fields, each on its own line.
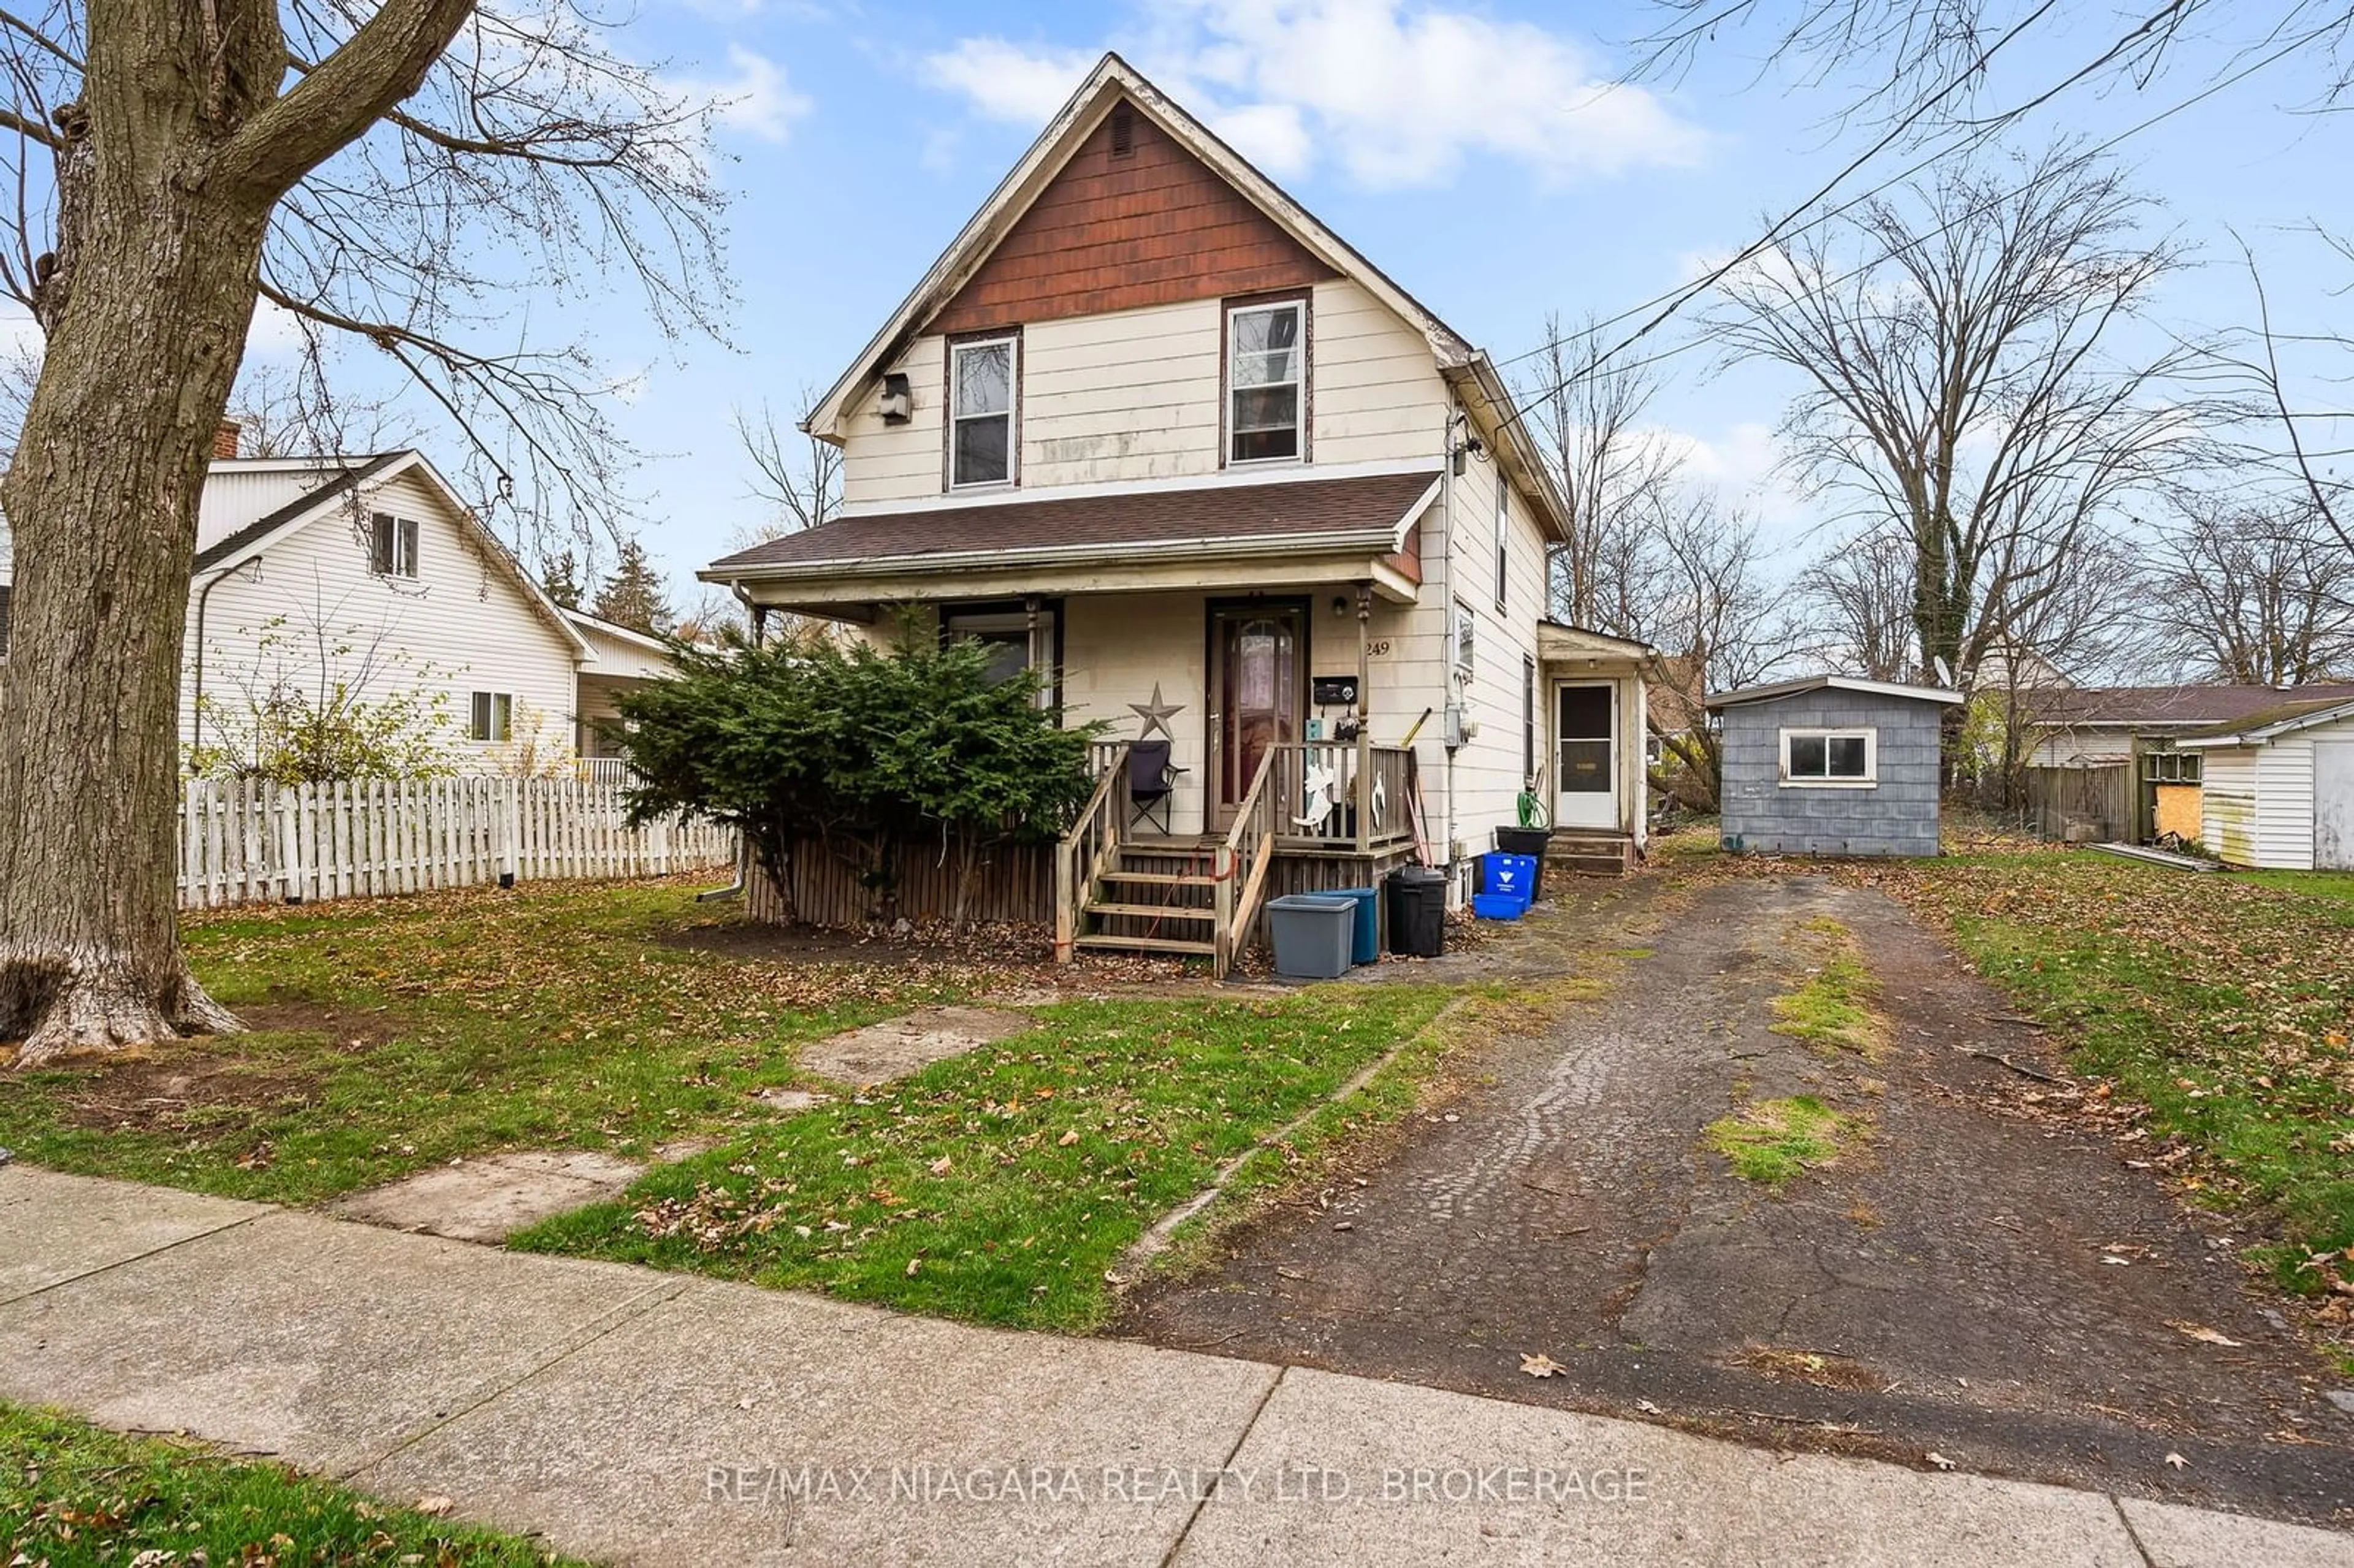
left=1355, top=582, right=1373, bottom=853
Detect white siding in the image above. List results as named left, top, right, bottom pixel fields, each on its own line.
left=2201, top=747, right=2260, bottom=867
left=183, top=468, right=579, bottom=773
left=1311, top=278, right=1452, bottom=467
left=2255, top=733, right=2318, bottom=870
left=196, top=465, right=343, bottom=552
left=836, top=279, right=1453, bottom=506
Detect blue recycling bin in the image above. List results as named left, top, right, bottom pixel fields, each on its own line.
left=1479, top=851, right=1539, bottom=910
left=1333, top=886, right=1380, bottom=965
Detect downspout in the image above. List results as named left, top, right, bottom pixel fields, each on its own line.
left=1441, top=407, right=1466, bottom=902
left=188, top=557, right=262, bottom=760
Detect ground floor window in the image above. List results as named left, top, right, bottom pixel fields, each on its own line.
left=943, top=604, right=1059, bottom=709
left=470, top=690, right=514, bottom=743
left=1780, top=727, right=1875, bottom=786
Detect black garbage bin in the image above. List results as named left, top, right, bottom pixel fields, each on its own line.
left=1385, top=866, right=1447, bottom=957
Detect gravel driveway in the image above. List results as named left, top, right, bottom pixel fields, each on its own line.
left=1120, top=873, right=2354, bottom=1528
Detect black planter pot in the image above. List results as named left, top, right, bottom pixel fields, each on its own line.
left=1495, top=826, right=1550, bottom=856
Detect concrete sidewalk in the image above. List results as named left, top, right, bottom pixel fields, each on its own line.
left=2, top=1166, right=2345, bottom=1567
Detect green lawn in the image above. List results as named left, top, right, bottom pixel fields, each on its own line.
left=1866, top=850, right=2354, bottom=1306
left=514, top=984, right=1453, bottom=1331
left=2, top=1402, right=577, bottom=1566
left=0, top=880, right=1026, bottom=1205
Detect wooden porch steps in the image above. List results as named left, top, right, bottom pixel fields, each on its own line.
left=1086, top=902, right=1217, bottom=923
left=1099, top=869, right=1219, bottom=889
left=1072, top=932, right=1217, bottom=956
left=1545, top=830, right=1637, bottom=878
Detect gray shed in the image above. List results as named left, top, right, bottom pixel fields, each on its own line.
left=1707, top=676, right=1964, bottom=857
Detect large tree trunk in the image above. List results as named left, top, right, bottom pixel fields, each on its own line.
left=0, top=156, right=272, bottom=1062
left=0, top=0, right=470, bottom=1065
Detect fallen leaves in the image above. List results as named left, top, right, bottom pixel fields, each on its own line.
left=2166, top=1321, right=2242, bottom=1347
left=2163, top=1452, right=2189, bottom=1471
left=1519, top=1352, right=1566, bottom=1379
left=1925, top=1452, right=1956, bottom=1472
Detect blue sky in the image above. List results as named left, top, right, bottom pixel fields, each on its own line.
left=251, top=0, right=2354, bottom=603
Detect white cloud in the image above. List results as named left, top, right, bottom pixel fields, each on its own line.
left=921, top=38, right=1097, bottom=126
left=683, top=46, right=814, bottom=143
left=922, top=1, right=1709, bottom=191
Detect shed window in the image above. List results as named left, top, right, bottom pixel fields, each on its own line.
left=2142, top=751, right=2202, bottom=783
left=949, top=335, right=1016, bottom=488
left=470, top=691, right=513, bottom=744
left=1780, top=726, right=1876, bottom=786
left=1227, top=300, right=1305, bottom=465
left=370, top=514, right=419, bottom=578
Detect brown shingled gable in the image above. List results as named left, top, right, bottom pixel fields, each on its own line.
left=928, top=97, right=1336, bottom=337
left=709, top=470, right=1439, bottom=576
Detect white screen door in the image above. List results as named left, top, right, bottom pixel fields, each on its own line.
left=1555, top=683, right=1617, bottom=831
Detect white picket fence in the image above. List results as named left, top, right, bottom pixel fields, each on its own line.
left=175, top=775, right=736, bottom=910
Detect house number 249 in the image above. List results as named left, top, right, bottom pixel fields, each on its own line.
left=1366, top=639, right=1392, bottom=657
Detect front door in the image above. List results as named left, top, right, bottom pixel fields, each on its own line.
left=1209, top=603, right=1304, bottom=829
left=1555, top=682, right=1618, bottom=831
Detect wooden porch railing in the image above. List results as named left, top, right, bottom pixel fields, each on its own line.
left=1086, top=738, right=1126, bottom=778
left=1055, top=740, right=1132, bottom=963
left=1214, top=747, right=1279, bottom=981
left=1274, top=742, right=1415, bottom=851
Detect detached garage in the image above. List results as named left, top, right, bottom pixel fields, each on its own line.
left=2177, top=695, right=2354, bottom=870
left=1709, top=676, right=1964, bottom=858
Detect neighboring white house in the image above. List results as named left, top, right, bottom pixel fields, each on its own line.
left=2178, top=694, right=2354, bottom=870
left=701, top=54, right=1650, bottom=962
left=2, top=434, right=679, bottom=775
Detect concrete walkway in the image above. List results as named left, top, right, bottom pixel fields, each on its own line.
left=2, top=1166, right=2345, bottom=1567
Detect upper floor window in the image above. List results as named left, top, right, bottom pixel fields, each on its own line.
left=950, top=335, right=1017, bottom=488
left=1493, top=471, right=1510, bottom=608
left=1227, top=299, right=1305, bottom=465
left=370, top=513, right=419, bottom=578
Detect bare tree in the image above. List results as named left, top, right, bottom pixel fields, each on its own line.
left=222, top=359, right=416, bottom=460
left=0, top=2, right=726, bottom=1062
left=1517, top=313, right=1682, bottom=635
left=1716, top=146, right=2189, bottom=765
left=1634, top=496, right=1802, bottom=809
left=736, top=395, right=842, bottom=539
left=2145, top=491, right=2354, bottom=682
left=1793, top=527, right=1919, bottom=680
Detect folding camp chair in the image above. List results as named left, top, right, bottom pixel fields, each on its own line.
left=1127, top=739, right=1185, bottom=835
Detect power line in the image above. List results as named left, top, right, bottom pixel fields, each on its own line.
left=1489, top=4, right=2331, bottom=446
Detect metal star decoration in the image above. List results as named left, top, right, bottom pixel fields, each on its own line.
left=1129, top=682, right=1185, bottom=740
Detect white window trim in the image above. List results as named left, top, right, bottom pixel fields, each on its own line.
left=1778, top=726, right=1878, bottom=788
left=371, top=513, right=420, bottom=579
left=948, top=335, right=1018, bottom=491
left=1225, top=299, right=1307, bottom=468
left=1493, top=471, right=1510, bottom=610
left=470, top=690, right=514, bottom=744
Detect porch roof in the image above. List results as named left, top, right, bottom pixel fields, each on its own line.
left=706, top=470, right=1438, bottom=587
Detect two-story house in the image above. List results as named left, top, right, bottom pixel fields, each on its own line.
left=703, top=54, right=1651, bottom=969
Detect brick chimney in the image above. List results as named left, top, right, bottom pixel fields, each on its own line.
left=212, top=419, right=241, bottom=460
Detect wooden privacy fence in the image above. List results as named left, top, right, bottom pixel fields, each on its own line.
left=2021, top=764, right=2134, bottom=842
left=175, top=776, right=736, bottom=910
left=748, top=836, right=1054, bottom=927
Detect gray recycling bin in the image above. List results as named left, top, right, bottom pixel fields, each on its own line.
left=1267, top=894, right=1359, bottom=980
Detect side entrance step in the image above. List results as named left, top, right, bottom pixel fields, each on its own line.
left=1545, top=831, right=1636, bottom=877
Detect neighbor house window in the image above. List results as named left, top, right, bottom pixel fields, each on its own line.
left=949, top=334, right=1017, bottom=488
left=944, top=604, right=1058, bottom=709
left=470, top=691, right=513, bottom=743
left=1495, top=473, right=1510, bottom=608
left=1780, top=727, right=1876, bottom=786
left=2142, top=750, right=2202, bottom=783
left=370, top=514, right=419, bottom=578
left=1452, top=601, right=1476, bottom=678
left=1227, top=299, right=1305, bottom=464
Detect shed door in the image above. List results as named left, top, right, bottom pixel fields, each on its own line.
left=1555, top=682, right=1617, bottom=832
left=2315, top=742, right=2354, bottom=870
